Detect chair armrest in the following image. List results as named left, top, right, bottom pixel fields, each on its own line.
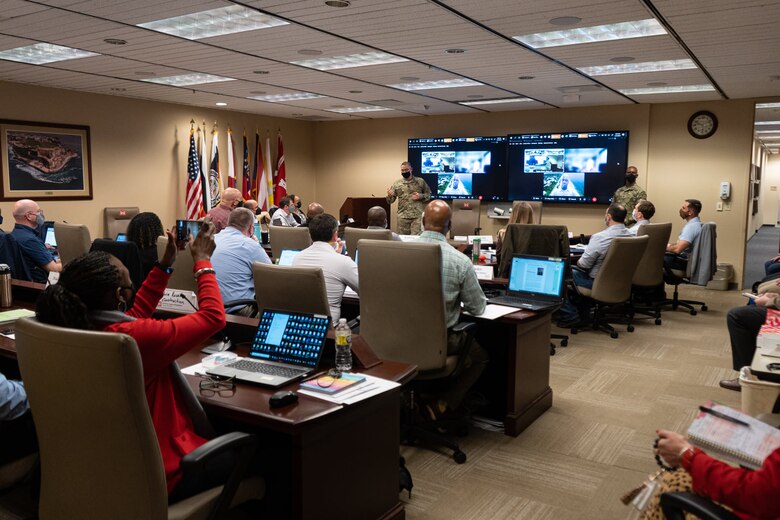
left=660, top=492, right=740, bottom=520
left=223, top=299, right=257, bottom=310
left=347, top=315, right=360, bottom=330
left=180, top=432, right=258, bottom=471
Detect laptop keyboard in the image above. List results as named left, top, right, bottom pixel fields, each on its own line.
left=490, top=295, right=548, bottom=308
left=226, top=359, right=305, bottom=378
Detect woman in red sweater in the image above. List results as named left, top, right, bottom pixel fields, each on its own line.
left=36, top=222, right=230, bottom=501
left=639, top=429, right=780, bottom=519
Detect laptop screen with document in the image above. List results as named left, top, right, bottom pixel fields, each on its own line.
left=508, top=255, right=566, bottom=297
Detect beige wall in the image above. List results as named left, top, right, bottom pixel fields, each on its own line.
left=0, top=81, right=316, bottom=237
left=763, top=155, right=780, bottom=227
left=315, top=99, right=756, bottom=282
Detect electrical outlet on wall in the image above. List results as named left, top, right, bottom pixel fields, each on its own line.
left=716, top=201, right=723, bottom=211
left=724, top=202, right=732, bottom=211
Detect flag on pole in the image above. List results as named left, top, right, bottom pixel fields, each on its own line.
left=226, top=126, right=236, bottom=188
left=199, top=122, right=211, bottom=212
left=255, top=131, right=270, bottom=211
left=265, top=132, right=275, bottom=207
left=186, top=126, right=204, bottom=220
left=209, top=124, right=221, bottom=208
left=241, top=131, right=250, bottom=200
left=274, top=131, right=287, bottom=201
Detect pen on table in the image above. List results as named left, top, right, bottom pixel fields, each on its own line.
left=699, top=406, right=750, bottom=427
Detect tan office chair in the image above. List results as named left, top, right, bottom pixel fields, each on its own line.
left=103, top=207, right=140, bottom=239
left=664, top=222, right=717, bottom=315
left=570, top=235, right=649, bottom=339
left=344, top=227, right=393, bottom=260
left=269, top=226, right=312, bottom=260
left=53, top=222, right=91, bottom=265
left=450, top=199, right=481, bottom=238
left=14, top=317, right=264, bottom=520
left=157, top=236, right=196, bottom=292
left=633, top=223, right=672, bottom=325
left=252, top=262, right=329, bottom=317
left=512, top=201, right=542, bottom=224
left=359, top=239, right=476, bottom=463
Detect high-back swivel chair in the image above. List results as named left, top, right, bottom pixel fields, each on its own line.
left=450, top=199, right=481, bottom=237
left=103, top=207, right=140, bottom=239
left=268, top=226, right=311, bottom=260
left=252, top=262, right=329, bottom=317
left=156, top=236, right=197, bottom=292
left=633, top=223, right=672, bottom=324
left=344, top=227, right=393, bottom=260
left=664, top=222, right=717, bottom=315
left=53, top=222, right=91, bottom=265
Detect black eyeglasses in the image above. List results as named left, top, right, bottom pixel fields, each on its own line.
left=316, top=369, right=343, bottom=388
left=198, top=374, right=236, bottom=397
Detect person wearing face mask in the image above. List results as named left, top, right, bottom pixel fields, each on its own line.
left=11, top=199, right=61, bottom=282
left=205, top=187, right=242, bottom=233
left=612, top=165, right=647, bottom=226
left=664, top=198, right=703, bottom=272
left=557, top=204, right=632, bottom=327
left=287, top=194, right=307, bottom=225
left=270, top=196, right=299, bottom=227
left=628, top=199, right=655, bottom=235
left=386, top=161, right=431, bottom=236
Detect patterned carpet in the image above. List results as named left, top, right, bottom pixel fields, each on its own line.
left=401, top=285, right=745, bottom=520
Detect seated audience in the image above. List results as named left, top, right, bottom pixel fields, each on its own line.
left=0, top=371, right=36, bottom=466
left=271, top=196, right=298, bottom=227
left=11, top=199, right=61, bottom=283
left=292, top=214, right=358, bottom=323
left=36, top=223, right=237, bottom=501
left=206, top=187, right=241, bottom=232
left=242, top=199, right=258, bottom=214
left=126, top=211, right=164, bottom=280
left=211, top=208, right=271, bottom=316
left=558, top=203, right=631, bottom=326
left=299, top=202, right=325, bottom=228
left=764, top=252, right=780, bottom=277
left=366, top=206, right=401, bottom=240
left=288, top=194, right=307, bottom=225
left=417, top=200, right=488, bottom=419
left=496, top=201, right=535, bottom=259
left=637, top=428, right=779, bottom=520
left=628, top=199, right=655, bottom=235
left=664, top=198, right=702, bottom=272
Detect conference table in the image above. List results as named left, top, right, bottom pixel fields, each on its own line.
left=2, top=281, right=415, bottom=520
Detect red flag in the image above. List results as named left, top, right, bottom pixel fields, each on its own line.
left=241, top=132, right=250, bottom=200
left=274, top=132, right=287, bottom=201
left=185, top=127, right=204, bottom=220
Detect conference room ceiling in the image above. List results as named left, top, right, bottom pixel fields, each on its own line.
left=0, top=0, right=778, bottom=122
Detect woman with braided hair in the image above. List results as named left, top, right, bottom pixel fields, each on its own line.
left=36, top=221, right=231, bottom=501
left=126, top=211, right=164, bottom=280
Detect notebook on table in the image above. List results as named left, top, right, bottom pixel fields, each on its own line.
left=207, top=309, right=330, bottom=387
left=487, top=254, right=566, bottom=311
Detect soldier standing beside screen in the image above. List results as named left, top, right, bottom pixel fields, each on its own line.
left=386, top=161, right=431, bottom=235
left=612, top=165, right=646, bottom=226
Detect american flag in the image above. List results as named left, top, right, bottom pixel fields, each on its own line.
left=186, top=130, right=203, bottom=220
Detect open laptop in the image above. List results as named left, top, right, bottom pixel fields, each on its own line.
left=277, top=249, right=300, bottom=266
left=115, top=233, right=127, bottom=242
left=207, top=309, right=330, bottom=387
left=43, top=224, right=57, bottom=248
left=488, top=254, right=566, bottom=311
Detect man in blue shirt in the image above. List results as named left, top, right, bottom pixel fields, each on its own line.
left=11, top=199, right=61, bottom=283
left=664, top=199, right=702, bottom=271
left=0, top=371, right=36, bottom=465
left=211, top=207, right=271, bottom=316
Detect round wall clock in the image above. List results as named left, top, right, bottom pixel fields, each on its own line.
left=687, top=110, right=718, bottom=139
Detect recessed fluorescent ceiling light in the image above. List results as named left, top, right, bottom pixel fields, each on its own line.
left=138, top=5, right=288, bottom=40
left=387, top=78, right=482, bottom=91
left=578, top=59, right=696, bottom=76
left=325, top=106, right=393, bottom=113
left=460, top=97, right=533, bottom=106
left=756, top=103, right=780, bottom=109
left=755, top=130, right=780, bottom=134
left=619, top=84, right=715, bottom=95
left=754, top=121, right=780, bottom=125
left=248, top=92, right=323, bottom=102
left=291, top=51, right=407, bottom=70
left=514, top=18, right=665, bottom=49
left=142, top=73, right=235, bottom=86
left=0, top=43, right=98, bottom=64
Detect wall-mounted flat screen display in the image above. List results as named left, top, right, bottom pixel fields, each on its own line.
left=408, top=136, right=507, bottom=201
left=507, top=131, right=629, bottom=204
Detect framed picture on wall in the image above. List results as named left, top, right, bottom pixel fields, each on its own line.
left=0, top=119, right=93, bottom=201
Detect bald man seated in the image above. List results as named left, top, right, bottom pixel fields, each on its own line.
left=417, top=200, right=488, bottom=419
left=366, top=206, right=401, bottom=241
left=299, top=202, right=325, bottom=228
left=206, top=187, right=242, bottom=232
left=11, top=199, right=61, bottom=282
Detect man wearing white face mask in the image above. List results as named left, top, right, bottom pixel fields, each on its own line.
left=11, top=198, right=61, bottom=282
left=628, top=200, right=655, bottom=235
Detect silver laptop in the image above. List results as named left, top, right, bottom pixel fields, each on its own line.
left=277, top=249, right=300, bottom=266
left=488, top=254, right=566, bottom=311
left=207, top=309, right=330, bottom=387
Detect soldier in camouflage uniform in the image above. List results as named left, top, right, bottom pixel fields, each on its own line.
left=386, top=161, right=431, bottom=235
left=612, top=165, right=646, bottom=226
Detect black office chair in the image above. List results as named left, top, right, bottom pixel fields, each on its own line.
left=0, top=233, right=33, bottom=281
left=660, top=492, right=739, bottom=520
left=89, top=239, right=144, bottom=289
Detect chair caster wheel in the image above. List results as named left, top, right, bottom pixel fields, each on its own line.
left=690, top=310, right=697, bottom=316
left=654, top=318, right=662, bottom=325
left=550, top=347, right=556, bottom=356
left=453, top=450, right=467, bottom=464
left=561, top=339, right=568, bottom=347
left=610, top=331, right=619, bottom=339
left=701, top=305, right=708, bottom=311
left=627, top=325, right=634, bottom=332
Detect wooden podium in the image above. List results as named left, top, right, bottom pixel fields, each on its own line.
left=339, top=197, right=390, bottom=228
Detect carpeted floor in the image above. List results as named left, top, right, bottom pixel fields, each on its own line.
left=401, top=285, right=745, bottom=520
left=743, top=225, right=780, bottom=289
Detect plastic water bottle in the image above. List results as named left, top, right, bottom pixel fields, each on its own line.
left=334, top=318, right=352, bottom=372
left=472, top=237, right=481, bottom=263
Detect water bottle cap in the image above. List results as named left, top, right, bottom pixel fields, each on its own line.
left=338, top=318, right=347, bottom=324
left=0, top=264, right=10, bottom=274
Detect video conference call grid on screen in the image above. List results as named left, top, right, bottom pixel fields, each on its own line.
left=407, top=132, right=628, bottom=204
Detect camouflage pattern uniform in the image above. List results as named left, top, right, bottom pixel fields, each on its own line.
left=386, top=176, right=431, bottom=235
left=613, top=183, right=647, bottom=226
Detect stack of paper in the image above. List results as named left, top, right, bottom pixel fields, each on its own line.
left=757, top=309, right=780, bottom=353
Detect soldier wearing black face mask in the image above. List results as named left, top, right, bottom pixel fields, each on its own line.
left=612, top=165, right=646, bottom=226
left=386, top=161, right=431, bottom=235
